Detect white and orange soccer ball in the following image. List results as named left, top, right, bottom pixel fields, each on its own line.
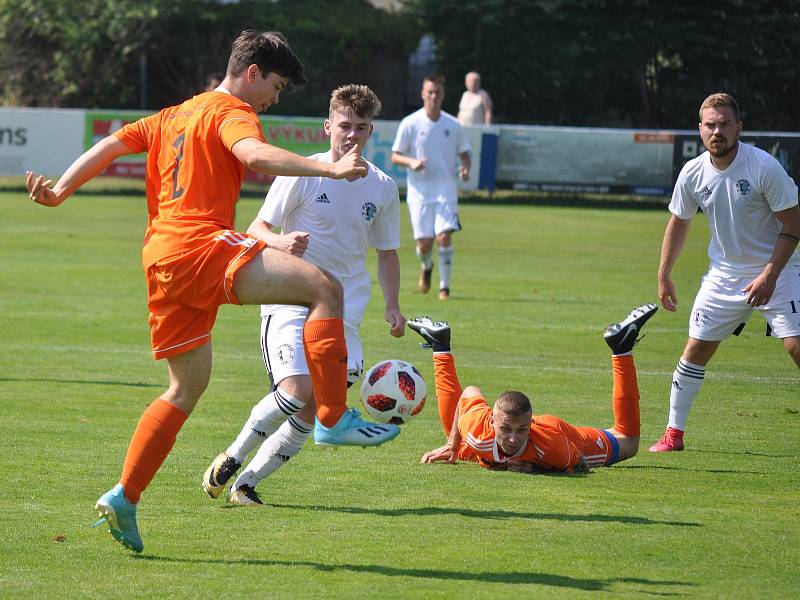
left=360, top=359, right=427, bottom=424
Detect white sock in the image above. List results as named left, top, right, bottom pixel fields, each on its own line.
left=233, top=416, right=313, bottom=489
left=225, top=388, right=305, bottom=463
left=438, top=245, right=453, bottom=290
left=667, top=358, right=706, bottom=431
left=416, top=247, right=433, bottom=271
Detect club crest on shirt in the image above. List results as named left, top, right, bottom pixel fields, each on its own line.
left=735, top=179, right=751, bottom=195
left=361, top=201, right=377, bottom=221
left=692, top=308, right=710, bottom=327
left=276, top=343, right=295, bottom=365
left=444, top=129, right=450, bottom=137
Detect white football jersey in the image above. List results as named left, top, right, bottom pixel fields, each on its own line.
left=258, top=151, right=400, bottom=329
left=392, top=108, right=471, bottom=205
left=671, top=142, right=800, bottom=275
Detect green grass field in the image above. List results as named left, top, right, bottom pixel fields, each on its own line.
left=1, top=191, right=798, bottom=599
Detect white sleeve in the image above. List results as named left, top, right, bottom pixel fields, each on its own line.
left=668, top=167, right=699, bottom=219
left=760, top=158, right=799, bottom=212
left=258, top=175, right=304, bottom=227
left=368, top=179, right=401, bottom=250
left=392, top=119, right=411, bottom=154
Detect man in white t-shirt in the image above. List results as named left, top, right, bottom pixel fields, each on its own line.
left=650, top=92, right=800, bottom=453
left=457, top=71, right=492, bottom=126
left=392, top=75, right=472, bottom=300
left=202, top=84, right=407, bottom=504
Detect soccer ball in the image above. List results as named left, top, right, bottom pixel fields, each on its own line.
left=360, top=359, right=427, bottom=424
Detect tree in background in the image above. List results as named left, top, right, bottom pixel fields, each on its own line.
left=407, top=0, right=800, bottom=130
left=0, top=0, right=417, bottom=117
left=1, top=0, right=798, bottom=129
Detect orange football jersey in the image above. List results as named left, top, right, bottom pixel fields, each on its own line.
left=113, top=91, right=266, bottom=268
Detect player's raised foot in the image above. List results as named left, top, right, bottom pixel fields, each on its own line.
left=227, top=484, right=265, bottom=507
left=418, top=267, right=432, bottom=293
left=648, top=427, right=684, bottom=452
left=202, top=453, right=241, bottom=499
left=438, top=287, right=450, bottom=301
left=314, top=408, right=400, bottom=447
left=603, top=303, right=658, bottom=355
left=407, top=316, right=451, bottom=352
left=92, top=484, right=143, bottom=553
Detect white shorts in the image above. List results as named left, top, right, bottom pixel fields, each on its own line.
left=407, top=201, right=462, bottom=240
left=688, top=267, right=800, bottom=340
left=260, top=306, right=364, bottom=388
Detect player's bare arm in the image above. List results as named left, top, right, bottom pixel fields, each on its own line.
left=658, top=215, right=693, bottom=311
left=376, top=249, right=405, bottom=337
left=458, top=151, right=471, bottom=181
left=246, top=218, right=309, bottom=257
left=391, top=151, right=425, bottom=172
left=233, top=137, right=367, bottom=180
left=421, top=402, right=463, bottom=464
left=27, top=136, right=133, bottom=207
left=743, top=206, right=800, bottom=306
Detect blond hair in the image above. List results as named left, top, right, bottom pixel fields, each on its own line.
left=699, top=92, right=740, bottom=122
left=329, top=84, right=382, bottom=120
left=494, top=391, right=532, bottom=418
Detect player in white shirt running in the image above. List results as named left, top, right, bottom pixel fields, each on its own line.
left=651, top=92, right=800, bottom=453
left=202, top=84, right=407, bottom=504
left=392, top=75, right=472, bottom=300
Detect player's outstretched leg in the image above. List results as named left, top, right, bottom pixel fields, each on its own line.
left=603, top=303, right=658, bottom=355
left=202, top=453, right=242, bottom=499
left=407, top=316, right=451, bottom=352
left=92, top=484, right=144, bottom=553
left=314, top=408, right=400, bottom=447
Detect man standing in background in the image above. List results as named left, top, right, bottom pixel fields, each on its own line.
left=457, top=71, right=492, bottom=126
left=392, top=75, right=471, bottom=300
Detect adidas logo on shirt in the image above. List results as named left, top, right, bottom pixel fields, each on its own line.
left=316, top=193, right=330, bottom=203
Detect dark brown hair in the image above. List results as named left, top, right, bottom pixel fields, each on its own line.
left=227, top=30, right=306, bottom=86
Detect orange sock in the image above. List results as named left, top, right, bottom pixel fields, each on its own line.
left=304, top=317, right=348, bottom=428
left=611, top=354, right=640, bottom=436
left=119, top=398, right=188, bottom=503
left=433, top=353, right=463, bottom=437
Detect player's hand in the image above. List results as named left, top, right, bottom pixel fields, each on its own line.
left=743, top=272, right=777, bottom=306
left=420, top=444, right=457, bottom=464
left=458, top=165, right=470, bottom=181
left=410, top=158, right=426, bottom=172
left=26, top=171, right=63, bottom=207
left=658, top=276, right=678, bottom=312
left=274, top=231, right=310, bottom=257
left=385, top=308, right=406, bottom=338
left=331, top=144, right=368, bottom=180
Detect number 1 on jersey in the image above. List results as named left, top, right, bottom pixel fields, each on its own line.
left=172, top=133, right=186, bottom=199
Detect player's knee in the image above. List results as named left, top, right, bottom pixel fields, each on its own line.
left=316, top=268, right=344, bottom=307
left=782, top=336, right=800, bottom=367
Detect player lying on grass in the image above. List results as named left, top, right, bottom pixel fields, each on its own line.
left=408, top=304, right=657, bottom=473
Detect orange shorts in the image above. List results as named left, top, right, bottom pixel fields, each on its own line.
left=146, top=230, right=266, bottom=360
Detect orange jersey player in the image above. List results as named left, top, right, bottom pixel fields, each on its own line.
left=409, top=304, right=658, bottom=474
left=25, top=30, right=399, bottom=555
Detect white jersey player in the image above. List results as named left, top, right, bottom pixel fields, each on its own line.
left=202, top=85, right=406, bottom=504
left=392, top=75, right=471, bottom=300
left=651, top=92, right=800, bottom=453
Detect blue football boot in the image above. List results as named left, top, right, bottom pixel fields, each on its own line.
left=92, top=484, right=143, bottom=553
left=314, top=408, right=400, bottom=447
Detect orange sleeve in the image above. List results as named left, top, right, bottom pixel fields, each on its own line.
left=217, top=106, right=266, bottom=151
left=113, top=112, right=159, bottom=154
left=456, top=394, right=497, bottom=462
